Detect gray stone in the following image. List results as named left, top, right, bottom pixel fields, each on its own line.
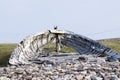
left=91, top=76, right=103, bottom=80
left=43, top=64, right=53, bottom=71
left=15, top=68, right=25, bottom=74
left=0, top=76, right=10, bottom=80
left=45, top=71, right=53, bottom=76
left=32, top=77, right=37, bottom=80
left=75, top=75, right=84, bottom=80
left=80, top=71, right=87, bottom=75
left=56, top=67, right=66, bottom=73
left=85, top=75, right=91, bottom=80
left=36, top=77, right=42, bottom=80
left=117, top=73, right=120, bottom=78
left=109, top=75, right=118, bottom=80
left=25, top=75, right=32, bottom=80
left=25, top=66, right=34, bottom=74
left=10, top=66, right=16, bottom=69
left=0, top=68, right=6, bottom=74
left=90, top=71, right=96, bottom=76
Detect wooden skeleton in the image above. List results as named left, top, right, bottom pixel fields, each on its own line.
left=9, top=29, right=120, bottom=65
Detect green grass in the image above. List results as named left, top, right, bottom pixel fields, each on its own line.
left=99, top=38, right=120, bottom=53
left=0, top=44, right=17, bottom=66
left=43, top=43, right=77, bottom=53
left=0, top=38, right=120, bottom=66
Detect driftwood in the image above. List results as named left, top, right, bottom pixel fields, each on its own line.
left=9, top=29, right=120, bottom=65
left=61, top=32, right=120, bottom=62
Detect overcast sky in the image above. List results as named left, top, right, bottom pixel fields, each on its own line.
left=0, top=0, right=120, bottom=43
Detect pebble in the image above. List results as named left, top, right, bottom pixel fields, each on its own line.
left=75, top=75, right=84, bottom=80
left=0, top=55, right=120, bottom=80
left=15, top=68, right=25, bottom=74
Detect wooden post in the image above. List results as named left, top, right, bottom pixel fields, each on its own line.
left=49, top=27, right=65, bottom=52
left=41, top=34, right=43, bottom=45
left=47, top=34, right=49, bottom=43
left=56, top=33, right=59, bottom=52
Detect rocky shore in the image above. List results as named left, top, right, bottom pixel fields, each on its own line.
left=0, top=54, right=120, bottom=80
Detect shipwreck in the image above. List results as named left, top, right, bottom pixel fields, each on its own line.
left=9, top=28, right=120, bottom=65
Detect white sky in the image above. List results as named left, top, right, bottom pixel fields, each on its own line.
left=0, top=0, right=120, bottom=43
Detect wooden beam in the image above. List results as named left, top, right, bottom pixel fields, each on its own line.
left=56, top=34, right=59, bottom=52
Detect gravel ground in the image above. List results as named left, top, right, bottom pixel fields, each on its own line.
left=0, top=53, right=120, bottom=80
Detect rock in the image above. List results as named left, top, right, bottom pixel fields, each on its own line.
left=15, top=68, right=25, bottom=74
left=102, top=67, right=112, bottom=72
left=25, top=75, right=32, bottom=80
left=25, top=66, right=34, bottom=74
left=0, top=68, right=6, bottom=74
left=56, top=68, right=66, bottom=73
left=117, top=73, right=120, bottom=78
left=36, top=77, right=42, bottom=80
left=33, top=66, right=39, bottom=72
left=84, top=75, right=91, bottom=80
left=43, top=64, right=53, bottom=71
left=109, top=75, right=118, bottom=80
left=73, top=64, right=79, bottom=67
left=80, top=71, right=87, bottom=75
left=0, top=76, right=10, bottom=80
left=83, top=66, right=88, bottom=70
left=43, top=60, right=54, bottom=65
left=45, top=71, right=53, bottom=76
left=91, top=76, right=103, bottom=80
left=5, top=68, right=11, bottom=74
left=32, top=72, right=41, bottom=77
left=90, top=71, right=96, bottom=76
left=18, top=74, right=23, bottom=79
left=30, top=77, right=42, bottom=80
left=75, top=75, right=84, bottom=80
left=51, top=75, right=59, bottom=79
left=96, top=77, right=103, bottom=80
left=77, top=56, right=88, bottom=62
left=32, top=77, right=37, bottom=80
left=63, top=75, right=71, bottom=80
left=86, top=70, right=91, bottom=74
left=11, top=75, right=18, bottom=80
left=10, top=66, right=16, bottom=69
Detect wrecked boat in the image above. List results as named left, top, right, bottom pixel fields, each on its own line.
left=9, top=28, right=120, bottom=65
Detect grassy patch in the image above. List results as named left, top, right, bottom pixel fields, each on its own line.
left=0, top=44, right=17, bottom=66
left=42, top=43, right=77, bottom=53
left=99, top=38, right=120, bottom=53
